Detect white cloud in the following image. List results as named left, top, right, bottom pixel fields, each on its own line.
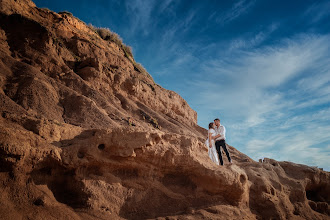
left=144, top=9, right=200, bottom=77
left=246, top=139, right=274, bottom=153
left=214, top=0, right=256, bottom=26
left=188, top=34, right=330, bottom=170
left=229, top=23, right=280, bottom=51
left=280, top=108, right=330, bottom=130
left=293, top=95, right=330, bottom=109
left=304, top=0, right=330, bottom=24
left=158, top=9, right=196, bottom=48
left=244, top=110, right=330, bottom=170
left=276, top=126, right=330, bottom=170
left=125, top=0, right=155, bottom=35
left=297, top=68, right=330, bottom=96
left=195, top=34, right=329, bottom=111
left=158, top=0, right=175, bottom=14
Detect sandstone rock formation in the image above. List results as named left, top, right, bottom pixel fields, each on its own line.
left=0, top=0, right=329, bottom=219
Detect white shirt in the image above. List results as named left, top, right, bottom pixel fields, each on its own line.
left=214, top=124, right=226, bottom=141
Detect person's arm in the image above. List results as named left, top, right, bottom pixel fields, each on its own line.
left=212, top=127, right=221, bottom=139
left=212, top=134, right=221, bottom=139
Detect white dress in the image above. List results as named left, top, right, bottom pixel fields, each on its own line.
left=205, top=129, right=219, bottom=165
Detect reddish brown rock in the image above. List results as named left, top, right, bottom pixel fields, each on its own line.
left=0, top=0, right=329, bottom=219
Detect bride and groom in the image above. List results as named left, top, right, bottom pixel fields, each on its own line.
left=206, top=118, right=232, bottom=166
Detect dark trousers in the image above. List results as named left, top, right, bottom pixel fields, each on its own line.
left=215, top=140, right=231, bottom=165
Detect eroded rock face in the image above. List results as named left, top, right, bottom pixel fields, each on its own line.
left=0, top=0, right=329, bottom=219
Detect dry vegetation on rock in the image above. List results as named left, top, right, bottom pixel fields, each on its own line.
left=0, top=0, right=329, bottom=219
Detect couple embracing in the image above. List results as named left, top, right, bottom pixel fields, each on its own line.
left=206, top=118, right=232, bottom=166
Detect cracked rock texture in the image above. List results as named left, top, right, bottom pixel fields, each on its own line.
left=0, top=0, right=329, bottom=219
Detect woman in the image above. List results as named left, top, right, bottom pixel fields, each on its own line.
left=205, top=122, right=220, bottom=165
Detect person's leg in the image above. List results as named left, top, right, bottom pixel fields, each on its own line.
left=221, top=141, right=232, bottom=163
left=215, top=141, right=224, bottom=165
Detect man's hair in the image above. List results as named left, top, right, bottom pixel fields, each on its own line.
left=214, top=118, right=220, bottom=121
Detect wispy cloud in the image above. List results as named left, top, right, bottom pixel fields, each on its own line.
left=158, top=0, right=175, bottom=14
left=296, top=67, right=330, bottom=96
left=125, top=0, right=156, bottom=35
left=213, top=0, right=256, bottom=26
left=144, top=8, right=200, bottom=76
left=228, top=23, right=279, bottom=50
left=194, top=34, right=329, bottom=105
left=304, top=0, right=330, bottom=24
left=243, top=106, right=330, bottom=171
left=187, top=34, right=330, bottom=170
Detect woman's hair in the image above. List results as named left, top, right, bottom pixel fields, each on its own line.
left=208, top=122, right=214, bottom=129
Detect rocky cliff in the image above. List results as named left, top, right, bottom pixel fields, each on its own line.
left=0, top=0, right=329, bottom=219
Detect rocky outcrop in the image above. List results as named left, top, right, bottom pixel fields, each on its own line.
left=0, top=0, right=329, bottom=219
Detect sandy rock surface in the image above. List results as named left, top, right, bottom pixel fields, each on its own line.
left=0, top=0, right=329, bottom=219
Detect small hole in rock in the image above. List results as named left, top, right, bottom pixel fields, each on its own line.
left=34, top=198, right=45, bottom=206
left=77, top=152, right=84, bottom=158
left=293, top=208, right=300, bottom=215
left=240, top=174, right=247, bottom=184
left=98, top=144, right=105, bottom=150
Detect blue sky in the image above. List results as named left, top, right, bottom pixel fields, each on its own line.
left=33, top=0, right=330, bottom=171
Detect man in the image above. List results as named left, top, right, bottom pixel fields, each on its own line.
left=214, top=118, right=232, bottom=165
